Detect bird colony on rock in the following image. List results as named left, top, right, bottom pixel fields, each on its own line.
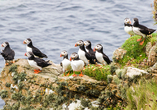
left=0, top=18, right=156, bottom=76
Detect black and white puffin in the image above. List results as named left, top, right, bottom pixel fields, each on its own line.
left=132, top=18, right=156, bottom=45
left=25, top=52, right=51, bottom=74
left=60, top=50, right=71, bottom=76
left=93, top=44, right=111, bottom=65
left=1, top=42, right=15, bottom=66
left=75, top=40, right=95, bottom=65
left=124, top=18, right=135, bottom=37
left=23, top=38, right=48, bottom=58
left=84, top=40, right=95, bottom=56
left=70, top=52, right=85, bottom=77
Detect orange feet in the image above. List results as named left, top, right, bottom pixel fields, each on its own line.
left=137, top=38, right=142, bottom=42
left=79, top=72, right=84, bottom=77
left=34, top=69, right=41, bottom=74
left=139, top=40, right=144, bottom=45
left=66, top=72, right=70, bottom=76
left=72, top=74, right=77, bottom=77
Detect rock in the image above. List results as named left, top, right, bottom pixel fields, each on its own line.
left=147, top=44, right=157, bottom=66
left=146, top=42, right=152, bottom=56
left=112, top=48, right=127, bottom=62
left=126, top=67, right=149, bottom=78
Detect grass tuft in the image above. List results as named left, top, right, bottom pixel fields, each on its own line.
left=83, top=65, right=111, bottom=81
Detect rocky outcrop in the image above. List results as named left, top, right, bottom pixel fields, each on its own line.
left=112, top=48, right=127, bottom=62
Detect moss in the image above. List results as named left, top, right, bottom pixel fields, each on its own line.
left=5, top=82, right=11, bottom=87
left=9, top=64, right=17, bottom=72
left=18, top=82, right=24, bottom=90
left=113, top=75, right=121, bottom=85
left=11, top=91, right=23, bottom=100
left=19, top=72, right=27, bottom=81
left=81, top=98, right=91, bottom=107
left=0, top=90, right=8, bottom=99
left=83, top=65, right=111, bottom=81
left=118, top=33, right=157, bottom=67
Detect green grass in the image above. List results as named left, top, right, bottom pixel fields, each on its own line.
left=125, top=78, right=157, bottom=110
left=83, top=65, right=111, bottom=81
left=118, top=33, right=157, bottom=67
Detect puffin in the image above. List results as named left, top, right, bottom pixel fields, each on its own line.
left=75, top=40, right=95, bottom=65
left=70, top=52, right=85, bottom=77
left=84, top=40, right=95, bottom=56
left=124, top=18, right=135, bottom=37
left=60, top=50, right=71, bottom=76
left=93, top=44, right=111, bottom=65
left=23, top=38, right=48, bottom=58
left=132, top=18, right=156, bottom=45
left=84, top=40, right=98, bottom=62
left=1, top=42, right=15, bottom=66
left=25, top=52, right=51, bottom=74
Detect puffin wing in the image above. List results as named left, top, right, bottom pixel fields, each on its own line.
left=103, top=53, right=111, bottom=64
left=85, top=52, right=95, bottom=64
left=7, top=50, right=15, bottom=60
left=34, top=58, right=51, bottom=68
left=138, top=24, right=154, bottom=35
left=32, top=47, right=47, bottom=58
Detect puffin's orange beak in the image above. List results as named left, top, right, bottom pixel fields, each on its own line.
left=24, top=53, right=27, bottom=56
left=93, top=48, right=95, bottom=52
left=70, top=57, right=72, bottom=61
left=23, top=41, right=26, bottom=44
left=60, top=54, right=62, bottom=57
left=1, top=44, right=3, bottom=47
left=75, top=43, right=78, bottom=47
left=129, top=21, right=131, bottom=24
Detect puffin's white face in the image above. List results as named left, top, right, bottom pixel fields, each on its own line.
left=23, top=38, right=31, bottom=44
left=70, top=52, right=79, bottom=60
left=84, top=41, right=90, bottom=46
left=1, top=42, right=8, bottom=48
left=25, top=52, right=33, bottom=57
left=95, top=44, right=102, bottom=51
left=60, top=50, right=68, bottom=57
left=124, top=18, right=131, bottom=24
left=75, top=40, right=84, bottom=47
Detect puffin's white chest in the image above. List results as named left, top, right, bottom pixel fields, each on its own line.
left=124, top=26, right=134, bottom=36
left=62, top=59, right=71, bottom=72
left=133, top=27, right=145, bottom=37
left=71, top=60, right=84, bottom=72
left=95, top=51, right=107, bottom=65
left=27, top=60, right=42, bottom=70
left=26, top=46, right=32, bottom=52
left=78, top=49, right=88, bottom=64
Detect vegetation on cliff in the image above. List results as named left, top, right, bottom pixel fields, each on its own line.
left=118, top=33, right=157, bottom=68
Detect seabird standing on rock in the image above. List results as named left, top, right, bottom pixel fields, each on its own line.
left=93, top=44, right=111, bottom=65
left=124, top=18, right=135, bottom=37
left=1, top=42, right=15, bottom=66
left=70, top=52, right=85, bottom=77
left=75, top=40, right=95, bottom=65
left=60, top=50, right=71, bottom=76
left=25, top=52, right=51, bottom=74
left=23, top=38, right=48, bottom=58
left=132, top=18, right=156, bottom=45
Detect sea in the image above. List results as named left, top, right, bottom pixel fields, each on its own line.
left=0, top=0, right=156, bottom=108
